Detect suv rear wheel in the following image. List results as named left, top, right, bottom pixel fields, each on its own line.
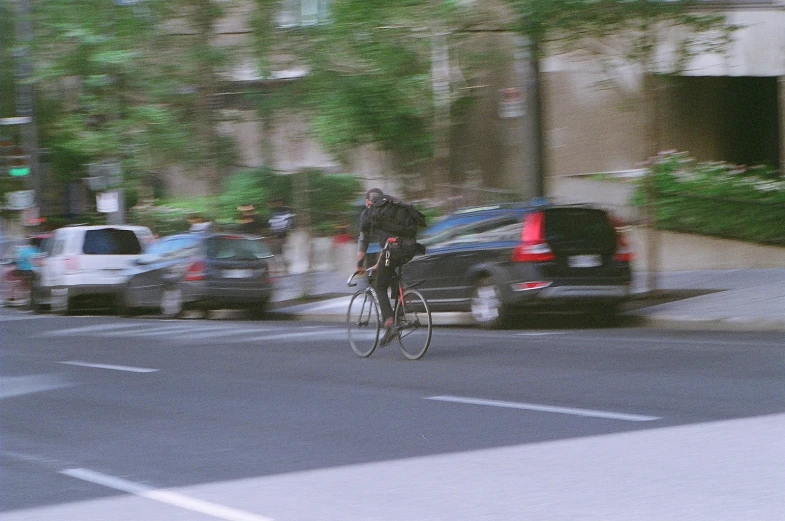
left=471, top=276, right=507, bottom=329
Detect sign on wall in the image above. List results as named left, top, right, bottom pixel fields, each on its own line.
left=498, top=87, right=525, bottom=119
left=5, top=190, right=35, bottom=210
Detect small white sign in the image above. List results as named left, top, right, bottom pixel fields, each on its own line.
left=5, top=190, right=35, bottom=210
left=0, top=116, right=32, bottom=126
left=97, top=191, right=120, bottom=213
left=498, top=87, right=525, bottom=119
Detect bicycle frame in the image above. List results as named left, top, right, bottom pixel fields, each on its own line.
left=346, top=266, right=432, bottom=360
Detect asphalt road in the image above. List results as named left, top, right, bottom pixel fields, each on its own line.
left=2, top=310, right=784, bottom=520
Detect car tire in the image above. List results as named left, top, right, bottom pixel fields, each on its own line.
left=470, top=276, right=507, bottom=329
left=117, top=291, right=138, bottom=317
left=247, top=302, right=267, bottom=320
left=50, top=287, right=71, bottom=316
left=29, top=284, right=46, bottom=313
left=160, top=287, right=183, bottom=318
left=587, top=303, right=621, bottom=327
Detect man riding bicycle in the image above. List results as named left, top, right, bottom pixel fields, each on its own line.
left=355, top=188, right=426, bottom=345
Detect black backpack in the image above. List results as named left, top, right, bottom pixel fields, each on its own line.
left=370, top=195, right=427, bottom=239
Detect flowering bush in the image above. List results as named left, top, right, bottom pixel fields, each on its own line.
left=632, top=151, right=785, bottom=246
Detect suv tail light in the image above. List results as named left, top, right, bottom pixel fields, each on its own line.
left=610, top=217, right=634, bottom=263
left=184, top=260, right=206, bottom=281
left=512, top=211, right=556, bottom=262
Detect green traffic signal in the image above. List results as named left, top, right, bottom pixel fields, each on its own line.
left=9, top=166, right=31, bottom=177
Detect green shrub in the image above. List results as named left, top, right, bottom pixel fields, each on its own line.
left=131, top=168, right=363, bottom=237
left=632, top=151, right=785, bottom=246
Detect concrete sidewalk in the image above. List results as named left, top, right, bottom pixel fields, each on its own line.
left=270, top=268, right=785, bottom=332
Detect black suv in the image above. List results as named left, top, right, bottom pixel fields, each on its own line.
left=401, top=202, right=633, bottom=328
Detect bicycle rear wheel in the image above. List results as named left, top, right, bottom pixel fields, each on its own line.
left=395, top=289, right=432, bottom=360
left=347, top=290, right=381, bottom=357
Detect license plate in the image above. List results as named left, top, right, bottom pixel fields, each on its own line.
left=223, top=269, right=253, bottom=278
left=568, top=255, right=602, bottom=268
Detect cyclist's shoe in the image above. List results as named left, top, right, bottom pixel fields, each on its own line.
left=379, top=318, right=396, bottom=346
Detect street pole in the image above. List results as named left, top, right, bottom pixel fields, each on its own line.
left=15, top=0, right=42, bottom=216
left=431, top=25, right=450, bottom=205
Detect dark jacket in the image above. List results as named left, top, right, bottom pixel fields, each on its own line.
left=357, top=206, right=390, bottom=256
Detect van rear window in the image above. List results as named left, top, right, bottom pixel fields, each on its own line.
left=83, top=229, right=143, bottom=255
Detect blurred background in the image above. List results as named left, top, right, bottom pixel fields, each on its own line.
left=2, top=0, right=785, bottom=275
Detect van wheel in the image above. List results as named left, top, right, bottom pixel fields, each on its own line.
left=160, top=288, right=183, bottom=318
left=51, top=287, right=71, bottom=316
left=470, top=277, right=506, bottom=329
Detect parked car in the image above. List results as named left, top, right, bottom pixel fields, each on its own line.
left=32, top=225, right=154, bottom=314
left=401, top=202, right=634, bottom=328
left=120, top=232, right=275, bottom=318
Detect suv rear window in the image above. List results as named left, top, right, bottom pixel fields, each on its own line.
left=82, top=229, right=143, bottom=255
left=544, top=209, right=616, bottom=249
left=206, top=237, right=272, bottom=260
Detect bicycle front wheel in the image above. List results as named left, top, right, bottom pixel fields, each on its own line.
left=395, top=289, right=432, bottom=360
left=347, top=290, right=381, bottom=357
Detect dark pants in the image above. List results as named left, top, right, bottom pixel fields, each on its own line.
left=375, top=261, right=399, bottom=323
left=375, top=238, right=416, bottom=322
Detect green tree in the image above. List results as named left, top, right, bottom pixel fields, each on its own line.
left=31, top=0, right=190, bottom=184
left=28, top=0, right=241, bottom=198
left=290, top=0, right=483, bottom=199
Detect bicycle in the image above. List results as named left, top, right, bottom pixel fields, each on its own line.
left=346, top=266, right=432, bottom=360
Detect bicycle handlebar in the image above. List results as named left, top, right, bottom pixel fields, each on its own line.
left=347, top=267, right=375, bottom=287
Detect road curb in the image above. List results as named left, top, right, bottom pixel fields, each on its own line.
left=632, top=314, right=785, bottom=333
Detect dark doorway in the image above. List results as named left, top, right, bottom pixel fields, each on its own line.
left=663, top=76, right=779, bottom=168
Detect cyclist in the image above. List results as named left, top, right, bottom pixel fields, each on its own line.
left=355, top=188, right=422, bottom=345
left=13, top=236, right=41, bottom=299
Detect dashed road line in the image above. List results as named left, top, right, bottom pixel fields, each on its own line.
left=60, top=361, right=158, bottom=373
left=61, top=468, right=275, bottom=521
left=0, top=375, right=72, bottom=399
left=427, top=395, right=661, bottom=422
left=40, top=323, right=141, bottom=336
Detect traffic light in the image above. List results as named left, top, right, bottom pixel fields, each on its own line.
left=9, top=146, right=30, bottom=177
left=0, top=140, right=30, bottom=177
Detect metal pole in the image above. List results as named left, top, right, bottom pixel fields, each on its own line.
left=431, top=25, right=450, bottom=204
left=15, top=0, right=42, bottom=214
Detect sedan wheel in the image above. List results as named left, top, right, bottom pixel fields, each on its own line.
left=470, top=277, right=506, bottom=329
left=160, top=287, right=183, bottom=318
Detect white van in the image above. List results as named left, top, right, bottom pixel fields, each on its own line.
left=33, top=225, right=153, bottom=314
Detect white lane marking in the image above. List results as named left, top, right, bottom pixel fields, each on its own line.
left=0, top=375, right=72, bottom=399
left=185, top=326, right=281, bottom=340
left=60, top=361, right=158, bottom=373
left=245, top=330, right=343, bottom=342
left=101, top=324, right=229, bottom=337
left=61, top=468, right=275, bottom=521
left=0, top=314, right=48, bottom=321
left=40, top=323, right=140, bottom=336
left=427, top=395, right=661, bottom=422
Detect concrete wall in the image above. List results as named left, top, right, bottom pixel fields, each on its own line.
left=631, top=227, right=785, bottom=272
left=549, top=175, right=785, bottom=272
